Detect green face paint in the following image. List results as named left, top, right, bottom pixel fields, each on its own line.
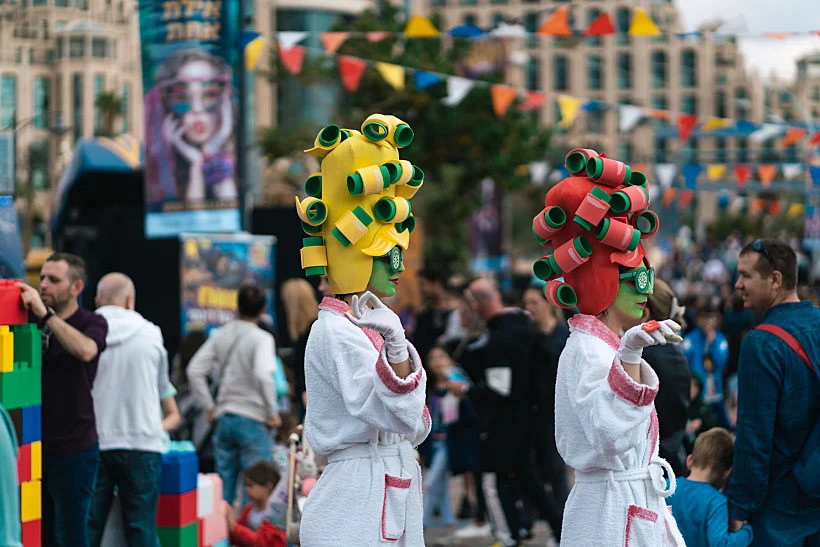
left=613, top=263, right=653, bottom=320
left=367, top=246, right=405, bottom=297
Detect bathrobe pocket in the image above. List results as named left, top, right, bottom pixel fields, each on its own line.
left=381, top=473, right=412, bottom=542
left=624, top=504, right=659, bottom=546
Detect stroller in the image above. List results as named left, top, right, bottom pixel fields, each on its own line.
left=285, top=425, right=323, bottom=545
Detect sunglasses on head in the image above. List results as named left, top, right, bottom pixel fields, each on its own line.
left=751, top=239, right=778, bottom=271
left=619, top=266, right=655, bottom=295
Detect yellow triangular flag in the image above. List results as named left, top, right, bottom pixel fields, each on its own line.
left=629, top=8, right=660, bottom=36
left=787, top=203, right=804, bottom=219
left=375, top=62, right=405, bottom=90
left=404, top=15, right=439, bottom=37
left=245, top=37, right=266, bottom=71
left=707, top=164, right=726, bottom=181
left=557, top=95, right=581, bottom=128
left=700, top=117, right=731, bottom=133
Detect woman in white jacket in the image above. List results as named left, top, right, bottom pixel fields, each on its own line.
left=295, top=115, right=431, bottom=546
left=532, top=148, right=686, bottom=546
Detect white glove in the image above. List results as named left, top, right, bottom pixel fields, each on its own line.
left=618, top=320, right=683, bottom=365
left=347, top=292, right=409, bottom=363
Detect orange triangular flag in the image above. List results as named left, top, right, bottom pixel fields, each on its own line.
left=518, top=91, right=547, bottom=112
left=278, top=44, right=306, bottom=75
left=661, top=188, right=677, bottom=208
left=584, top=13, right=615, bottom=36
left=750, top=199, right=764, bottom=215
left=631, top=164, right=648, bottom=177
left=781, top=127, right=808, bottom=147
left=490, top=85, right=517, bottom=116
left=765, top=32, right=790, bottom=40
left=538, top=6, right=573, bottom=37
left=757, top=164, right=778, bottom=188
left=320, top=32, right=350, bottom=54
left=366, top=31, right=390, bottom=43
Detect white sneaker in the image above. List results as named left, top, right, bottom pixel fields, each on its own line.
left=453, top=523, right=492, bottom=539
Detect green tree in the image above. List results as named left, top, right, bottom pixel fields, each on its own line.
left=263, top=5, right=551, bottom=270
left=94, top=92, right=122, bottom=137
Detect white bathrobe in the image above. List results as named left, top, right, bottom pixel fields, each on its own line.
left=556, top=314, right=686, bottom=547
left=300, top=299, right=431, bottom=547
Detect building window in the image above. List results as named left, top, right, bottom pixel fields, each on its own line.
left=736, top=137, right=749, bottom=162
left=92, top=38, right=107, bottom=58
left=716, top=137, right=727, bottom=163
left=554, top=55, right=568, bottom=91
left=72, top=73, right=83, bottom=141
left=57, top=38, right=64, bottom=58
left=490, top=0, right=508, bottom=4
left=616, top=8, right=630, bottom=45
left=34, top=77, right=49, bottom=128
left=29, top=140, right=49, bottom=190
left=525, top=12, right=539, bottom=49
left=715, top=90, right=727, bottom=118
left=491, top=13, right=504, bottom=28
left=94, top=74, right=104, bottom=134
left=69, top=37, right=84, bottom=58
left=463, top=14, right=476, bottom=26
left=813, top=86, right=820, bottom=102
left=651, top=51, right=666, bottom=89
left=586, top=8, right=602, bottom=47
left=716, top=73, right=727, bottom=85
left=617, top=53, right=631, bottom=90
left=618, top=142, right=632, bottom=163
left=0, top=75, right=16, bottom=127
left=655, top=137, right=668, bottom=163
left=527, top=57, right=540, bottom=91
left=681, top=95, right=697, bottom=115
left=459, top=0, right=477, bottom=5
left=15, top=48, right=21, bottom=64
left=681, top=50, right=697, bottom=87
left=121, top=83, right=129, bottom=133
left=55, top=0, right=68, bottom=6
left=41, top=20, right=48, bottom=40
left=587, top=109, right=604, bottom=134
left=431, top=0, right=445, bottom=6
left=32, top=0, right=45, bottom=6
left=588, top=55, right=603, bottom=91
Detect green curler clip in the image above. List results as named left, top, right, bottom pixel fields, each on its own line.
left=382, top=162, right=402, bottom=185
left=304, top=174, right=322, bottom=198
left=590, top=186, right=611, bottom=203
left=301, top=221, right=322, bottom=235
left=397, top=215, right=416, bottom=234
left=318, top=125, right=341, bottom=147
left=331, top=227, right=351, bottom=247
left=363, top=121, right=388, bottom=142
left=609, top=191, right=631, bottom=214
left=555, top=284, right=578, bottom=307
left=374, top=198, right=397, bottom=222
left=393, top=124, right=414, bottom=148
left=627, top=171, right=647, bottom=187
left=532, top=258, right=553, bottom=281
left=626, top=228, right=642, bottom=251
left=532, top=225, right=548, bottom=246
left=306, top=200, right=327, bottom=225
left=409, top=165, right=424, bottom=187
left=303, top=236, right=323, bottom=247
left=565, top=151, right=588, bottom=175
left=347, top=173, right=363, bottom=195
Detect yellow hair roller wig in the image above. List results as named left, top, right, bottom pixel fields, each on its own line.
left=297, top=115, right=424, bottom=295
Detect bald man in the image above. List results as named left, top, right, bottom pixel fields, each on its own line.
left=88, top=273, right=180, bottom=547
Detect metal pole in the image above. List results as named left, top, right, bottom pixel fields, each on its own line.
left=237, top=0, right=248, bottom=231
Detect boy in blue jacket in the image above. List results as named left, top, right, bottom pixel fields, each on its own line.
left=669, top=427, right=753, bottom=547
left=682, top=304, right=731, bottom=429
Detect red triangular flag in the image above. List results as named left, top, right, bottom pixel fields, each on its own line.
left=538, top=6, right=573, bottom=37
left=769, top=202, right=782, bottom=217
left=678, top=190, right=694, bottom=211
left=367, top=31, right=390, bottom=43
left=518, top=91, right=547, bottom=112
left=677, top=114, right=699, bottom=141
left=491, top=85, right=517, bottom=116
left=338, top=56, right=367, bottom=92
left=810, top=132, right=820, bottom=146
left=757, top=164, right=778, bottom=188
left=278, top=44, right=305, bottom=75
left=320, top=32, right=350, bottom=54
left=734, top=164, right=751, bottom=189
left=584, top=13, right=615, bottom=36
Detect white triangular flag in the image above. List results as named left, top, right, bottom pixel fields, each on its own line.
left=619, top=105, right=643, bottom=133
left=729, top=197, right=745, bottom=215
left=656, top=163, right=677, bottom=189
left=749, top=123, right=785, bottom=143
left=277, top=32, right=308, bottom=49
left=529, top=161, right=549, bottom=186
left=491, top=23, right=528, bottom=38
left=782, top=163, right=804, bottom=180
left=442, top=77, right=475, bottom=107
left=648, top=183, right=660, bottom=202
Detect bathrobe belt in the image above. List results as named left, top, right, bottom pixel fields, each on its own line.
left=573, top=457, right=677, bottom=498
left=328, top=441, right=418, bottom=476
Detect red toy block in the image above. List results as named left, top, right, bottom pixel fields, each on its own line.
left=0, top=280, right=27, bottom=326
left=22, top=518, right=41, bottom=547
left=156, top=489, right=197, bottom=528
left=17, top=443, right=31, bottom=484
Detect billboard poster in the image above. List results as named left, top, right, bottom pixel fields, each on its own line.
left=139, top=0, right=242, bottom=238
left=180, top=233, right=276, bottom=337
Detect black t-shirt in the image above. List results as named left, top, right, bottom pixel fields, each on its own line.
left=42, top=307, right=108, bottom=453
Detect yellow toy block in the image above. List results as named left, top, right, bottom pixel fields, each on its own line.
left=21, top=479, right=41, bottom=522
left=0, top=326, right=12, bottom=373
left=30, top=441, right=41, bottom=481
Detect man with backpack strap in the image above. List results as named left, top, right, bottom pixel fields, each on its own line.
left=729, top=238, right=820, bottom=546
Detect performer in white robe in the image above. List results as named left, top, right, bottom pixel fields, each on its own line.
left=294, top=115, right=431, bottom=546
left=532, top=148, right=686, bottom=546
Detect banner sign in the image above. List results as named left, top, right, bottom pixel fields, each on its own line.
left=139, top=0, right=242, bottom=238
left=180, top=233, right=276, bottom=337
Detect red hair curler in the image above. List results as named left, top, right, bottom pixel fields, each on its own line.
left=631, top=209, right=659, bottom=238
left=549, top=236, right=593, bottom=275
left=573, top=186, right=611, bottom=231
left=586, top=157, right=632, bottom=188
left=596, top=218, right=641, bottom=251
left=565, top=148, right=600, bottom=175
left=532, top=206, right=567, bottom=244
left=544, top=279, right=578, bottom=309
left=609, top=185, right=650, bottom=214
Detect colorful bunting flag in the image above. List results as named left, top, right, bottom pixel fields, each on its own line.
left=442, top=77, right=474, bottom=106
left=769, top=202, right=782, bottom=216
left=750, top=199, right=764, bottom=215
left=678, top=190, right=695, bottom=211
left=557, top=95, right=581, bottom=128
left=810, top=166, right=820, bottom=185
left=238, top=31, right=261, bottom=50
left=244, top=35, right=265, bottom=71
left=787, top=203, right=805, bottom=219
left=700, top=117, right=731, bottom=133
left=320, top=32, right=350, bottom=54
left=765, top=32, right=791, bottom=40
left=707, top=164, right=727, bottom=181
left=810, top=132, right=820, bottom=146
left=278, top=44, right=305, bottom=75
left=734, top=164, right=751, bottom=189
left=529, top=162, right=549, bottom=186
left=619, top=105, right=643, bottom=133
left=757, top=164, right=778, bottom=188
left=538, top=6, right=573, bottom=36
left=656, top=164, right=677, bottom=189
left=491, top=23, right=528, bottom=38
left=338, top=56, right=367, bottom=92
left=682, top=163, right=703, bottom=189
left=450, top=24, right=484, bottom=38
left=414, top=71, right=442, bottom=90
left=404, top=15, right=439, bottom=37
left=629, top=8, right=660, bottom=36
left=375, top=62, right=405, bottom=90
left=781, top=128, right=808, bottom=147
left=366, top=31, right=390, bottom=43
left=661, top=188, right=677, bottom=208
left=584, top=13, right=615, bottom=36
left=491, top=85, right=517, bottom=116
left=631, top=164, right=648, bottom=180
left=677, top=114, right=699, bottom=141
left=782, top=163, right=804, bottom=180
left=582, top=100, right=607, bottom=112
left=518, top=91, right=547, bottom=112
left=277, top=31, right=307, bottom=49
left=749, top=123, right=784, bottom=143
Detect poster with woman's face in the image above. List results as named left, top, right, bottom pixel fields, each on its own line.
left=139, top=0, right=242, bottom=239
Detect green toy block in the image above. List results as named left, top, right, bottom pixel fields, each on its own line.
left=0, top=365, right=41, bottom=410
left=157, top=522, right=198, bottom=547
left=11, top=324, right=41, bottom=370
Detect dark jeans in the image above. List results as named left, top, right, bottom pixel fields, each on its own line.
left=43, top=444, right=100, bottom=547
left=88, top=450, right=163, bottom=547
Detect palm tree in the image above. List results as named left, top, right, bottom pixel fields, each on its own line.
left=95, top=91, right=122, bottom=137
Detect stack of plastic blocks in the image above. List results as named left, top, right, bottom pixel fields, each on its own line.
left=156, top=450, right=199, bottom=546
left=1, top=280, right=42, bottom=547
left=197, top=474, right=228, bottom=547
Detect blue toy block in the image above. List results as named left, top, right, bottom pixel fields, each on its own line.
left=160, top=451, right=199, bottom=495
left=212, top=539, right=230, bottom=547
left=21, top=404, right=41, bottom=444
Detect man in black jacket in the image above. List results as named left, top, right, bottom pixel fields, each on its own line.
left=459, top=278, right=562, bottom=547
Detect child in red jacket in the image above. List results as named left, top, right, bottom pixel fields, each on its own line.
left=224, top=461, right=288, bottom=547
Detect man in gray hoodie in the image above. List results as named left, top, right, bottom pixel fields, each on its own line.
left=87, top=273, right=181, bottom=547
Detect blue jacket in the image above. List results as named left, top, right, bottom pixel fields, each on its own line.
left=727, top=301, right=820, bottom=521
left=682, top=328, right=730, bottom=401
left=669, top=477, right=753, bottom=547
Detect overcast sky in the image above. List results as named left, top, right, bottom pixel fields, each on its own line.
left=675, top=0, right=820, bottom=82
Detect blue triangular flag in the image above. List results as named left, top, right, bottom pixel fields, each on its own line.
left=683, top=163, right=703, bottom=189
left=449, top=24, right=485, bottom=38
left=582, top=100, right=607, bottom=112
left=414, top=71, right=442, bottom=90
left=735, top=120, right=757, bottom=133
left=810, top=166, right=820, bottom=185
left=238, top=30, right=261, bottom=50
left=557, top=165, right=569, bottom=179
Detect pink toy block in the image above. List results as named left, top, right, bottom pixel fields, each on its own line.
left=200, top=507, right=228, bottom=547
left=0, top=280, right=27, bottom=326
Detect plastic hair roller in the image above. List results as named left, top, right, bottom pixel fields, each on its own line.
left=304, top=173, right=322, bottom=198
left=586, top=157, right=633, bottom=188
left=383, top=160, right=414, bottom=186
left=596, top=218, right=641, bottom=252
left=535, top=236, right=592, bottom=279
left=347, top=165, right=392, bottom=196
left=609, top=185, right=650, bottom=214
left=395, top=165, right=424, bottom=200
left=331, top=206, right=373, bottom=248
left=532, top=206, right=567, bottom=242
left=374, top=197, right=411, bottom=223
left=362, top=120, right=388, bottom=142
left=304, top=125, right=345, bottom=158
left=544, top=279, right=578, bottom=309
left=295, top=196, right=328, bottom=226
left=301, top=237, right=328, bottom=276
left=626, top=170, right=647, bottom=187
left=631, top=209, right=659, bottom=238
left=573, top=187, right=611, bottom=231
left=383, top=115, right=415, bottom=148
left=397, top=214, right=416, bottom=234
left=565, top=148, right=600, bottom=175
left=301, top=221, right=321, bottom=235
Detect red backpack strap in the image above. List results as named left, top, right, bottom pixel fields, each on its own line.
left=755, top=324, right=817, bottom=376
